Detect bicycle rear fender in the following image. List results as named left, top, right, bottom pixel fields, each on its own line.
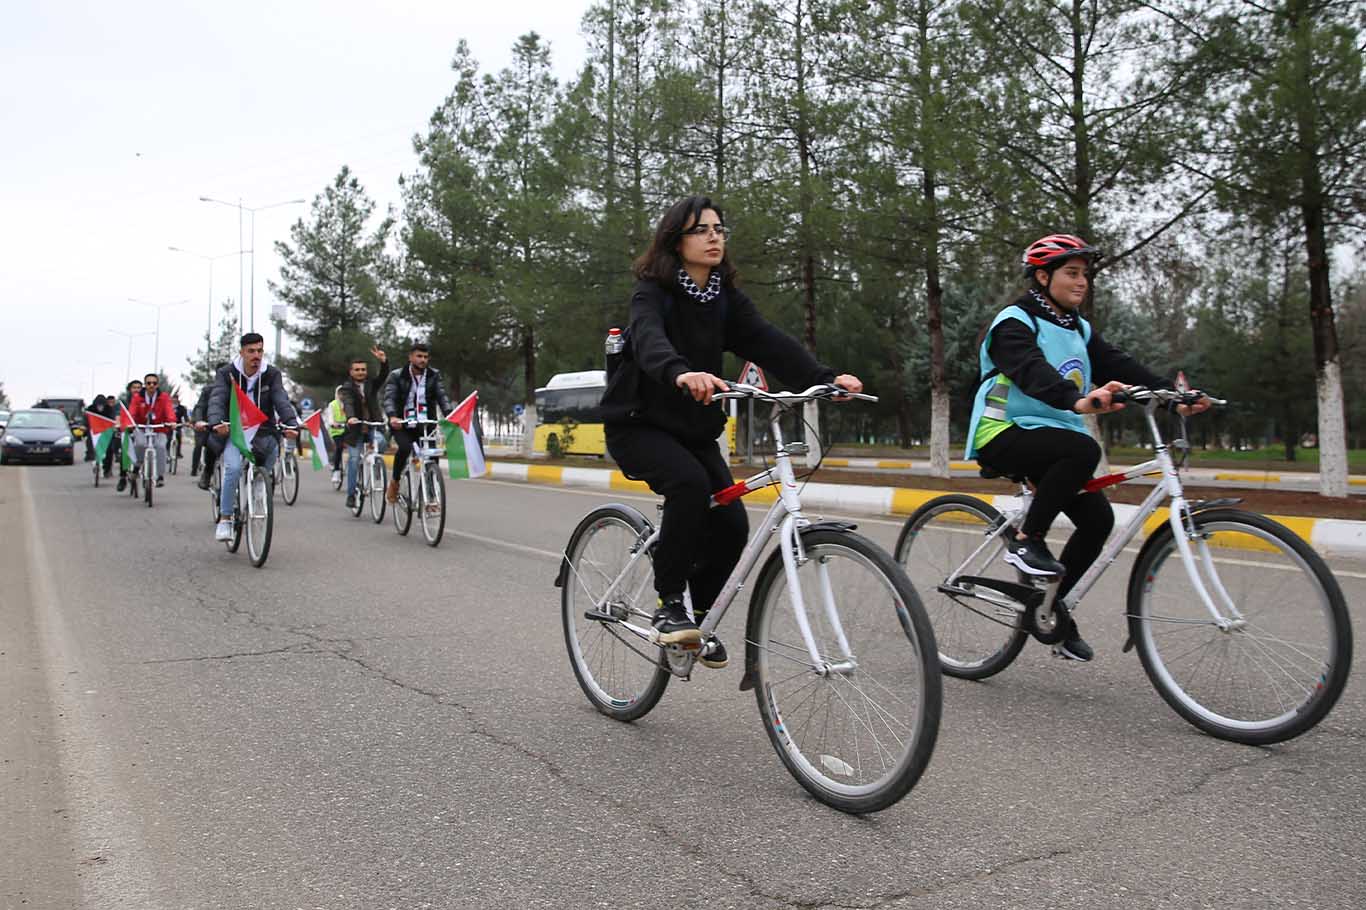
left=554, top=502, right=655, bottom=588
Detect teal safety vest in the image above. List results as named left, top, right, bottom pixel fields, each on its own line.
left=964, top=305, right=1092, bottom=459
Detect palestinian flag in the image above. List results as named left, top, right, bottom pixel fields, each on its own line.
left=229, top=383, right=269, bottom=464
left=441, top=391, right=486, bottom=480
left=85, top=410, right=118, bottom=461
left=118, top=400, right=136, bottom=471
left=302, top=410, right=329, bottom=470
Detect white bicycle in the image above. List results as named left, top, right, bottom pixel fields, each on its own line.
left=557, top=384, right=941, bottom=814
left=390, top=418, right=447, bottom=547
left=348, top=420, right=389, bottom=523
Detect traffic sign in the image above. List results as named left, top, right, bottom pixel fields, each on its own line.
left=737, top=361, right=768, bottom=391
left=300, top=397, right=314, bottom=412
left=513, top=403, right=525, bottom=417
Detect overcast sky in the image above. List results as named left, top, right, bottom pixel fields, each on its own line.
left=1, top=0, right=591, bottom=410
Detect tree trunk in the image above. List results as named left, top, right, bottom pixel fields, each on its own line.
left=1286, top=2, right=1347, bottom=496
left=521, top=325, right=537, bottom=456
left=919, top=1, right=950, bottom=478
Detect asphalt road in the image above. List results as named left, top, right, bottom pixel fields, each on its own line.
left=3, top=461, right=1364, bottom=910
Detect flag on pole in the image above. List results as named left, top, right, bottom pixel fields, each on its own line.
left=118, top=400, right=136, bottom=471
left=229, top=383, right=269, bottom=464
left=85, top=410, right=117, bottom=462
left=441, top=391, right=486, bottom=479
left=302, top=410, right=329, bottom=470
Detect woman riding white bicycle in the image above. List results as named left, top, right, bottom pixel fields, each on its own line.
left=599, top=194, right=863, bottom=669
left=965, top=233, right=1210, bottom=662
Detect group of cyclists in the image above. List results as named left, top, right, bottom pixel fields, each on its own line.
left=80, top=191, right=1210, bottom=667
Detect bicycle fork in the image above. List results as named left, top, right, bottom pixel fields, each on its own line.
left=778, top=514, right=856, bottom=676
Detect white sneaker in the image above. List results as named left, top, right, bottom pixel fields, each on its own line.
left=214, top=519, right=233, bottom=542
left=330, top=469, right=342, bottom=485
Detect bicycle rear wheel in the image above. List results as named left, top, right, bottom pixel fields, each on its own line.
left=420, top=463, right=445, bottom=547
left=1129, top=508, right=1351, bottom=745
left=369, top=457, right=388, bottom=523
left=144, top=459, right=154, bottom=508
left=895, top=495, right=1028, bottom=679
left=392, top=468, right=413, bottom=535
left=281, top=452, right=299, bottom=505
left=244, top=468, right=274, bottom=568
left=560, top=505, right=669, bottom=722
left=748, top=529, right=941, bottom=814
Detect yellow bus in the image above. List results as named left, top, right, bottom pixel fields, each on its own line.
left=533, top=371, right=609, bottom=457
left=532, top=370, right=737, bottom=458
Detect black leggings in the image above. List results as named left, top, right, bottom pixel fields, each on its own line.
left=977, top=425, right=1113, bottom=598
left=606, top=423, right=748, bottom=614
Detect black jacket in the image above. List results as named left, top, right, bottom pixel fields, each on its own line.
left=382, top=364, right=454, bottom=420
left=987, top=294, right=1169, bottom=412
left=601, top=277, right=834, bottom=443
left=191, top=384, right=213, bottom=423
left=340, top=358, right=392, bottom=442
left=206, top=361, right=299, bottom=435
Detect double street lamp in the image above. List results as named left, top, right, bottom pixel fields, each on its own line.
left=107, top=329, right=155, bottom=383
left=197, top=195, right=305, bottom=337
left=167, top=245, right=246, bottom=341
left=128, top=297, right=190, bottom=374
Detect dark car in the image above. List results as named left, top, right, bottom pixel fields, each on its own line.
left=1, top=409, right=76, bottom=465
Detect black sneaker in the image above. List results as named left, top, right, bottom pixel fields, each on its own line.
left=1003, top=534, right=1065, bottom=576
left=699, top=637, right=728, bottom=669
left=345, top=494, right=356, bottom=509
left=116, top=476, right=127, bottom=492
left=651, top=596, right=701, bottom=645
left=197, top=472, right=211, bottom=491
left=156, top=477, right=165, bottom=488
left=1053, top=617, right=1094, bottom=662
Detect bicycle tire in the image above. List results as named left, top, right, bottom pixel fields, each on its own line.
left=281, top=453, right=299, bottom=505
left=747, top=528, right=941, bottom=814
left=1128, top=508, right=1351, bottom=745
left=331, top=451, right=344, bottom=490
left=226, top=488, right=244, bottom=553
left=420, top=463, right=445, bottom=547
left=92, top=461, right=100, bottom=487
left=392, top=468, right=413, bottom=535
left=369, top=458, right=388, bottom=523
left=144, top=460, right=154, bottom=508
left=168, top=445, right=179, bottom=475
left=245, top=469, right=274, bottom=568
left=560, top=504, right=669, bottom=722
left=895, top=495, right=1028, bottom=680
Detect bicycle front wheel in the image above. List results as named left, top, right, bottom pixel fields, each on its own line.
left=244, top=469, right=274, bottom=568
left=560, top=505, right=669, bottom=722
left=369, top=458, right=388, bottom=523
left=748, top=529, right=941, bottom=814
left=281, top=453, right=299, bottom=505
left=210, top=462, right=223, bottom=522
left=1129, top=508, right=1352, bottom=745
left=420, top=464, right=445, bottom=547
left=391, top=468, right=412, bottom=535
left=144, top=460, right=154, bottom=508
left=895, top=495, right=1028, bottom=679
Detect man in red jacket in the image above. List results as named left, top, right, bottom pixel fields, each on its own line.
left=128, top=372, right=178, bottom=487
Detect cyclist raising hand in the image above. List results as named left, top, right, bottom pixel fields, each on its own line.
left=965, top=234, right=1210, bottom=662
left=599, top=194, right=862, bottom=669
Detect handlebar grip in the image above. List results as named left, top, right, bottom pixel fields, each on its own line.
left=1087, top=390, right=1129, bottom=410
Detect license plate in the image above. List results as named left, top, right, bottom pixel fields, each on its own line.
left=31, top=446, right=50, bottom=454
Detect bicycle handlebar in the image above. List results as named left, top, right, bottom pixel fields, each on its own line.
left=714, top=382, right=879, bottom=405
left=1087, top=386, right=1227, bottom=410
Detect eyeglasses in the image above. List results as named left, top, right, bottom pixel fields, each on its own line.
left=145, top=381, right=158, bottom=387
left=683, top=223, right=731, bottom=239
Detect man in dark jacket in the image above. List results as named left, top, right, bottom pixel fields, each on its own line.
left=190, top=377, right=219, bottom=480
left=205, top=334, right=300, bottom=542
left=89, top=394, right=119, bottom=477
left=381, top=341, right=453, bottom=503
left=339, top=345, right=390, bottom=508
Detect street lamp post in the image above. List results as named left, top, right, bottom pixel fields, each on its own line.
left=199, top=196, right=305, bottom=335
left=84, top=361, right=112, bottom=400
left=168, top=246, right=244, bottom=344
left=107, top=329, right=155, bottom=382
left=128, top=298, right=190, bottom=375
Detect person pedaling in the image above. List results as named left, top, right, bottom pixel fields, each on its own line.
left=964, top=233, right=1210, bottom=662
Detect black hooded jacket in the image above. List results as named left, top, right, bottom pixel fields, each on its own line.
left=600, top=276, right=834, bottom=443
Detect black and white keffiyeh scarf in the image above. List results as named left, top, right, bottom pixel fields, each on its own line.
left=677, top=268, right=722, bottom=304
left=1030, top=289, right=1077, bottom=328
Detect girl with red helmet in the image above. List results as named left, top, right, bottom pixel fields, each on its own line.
left=963, top=233, right=1210, bottom=661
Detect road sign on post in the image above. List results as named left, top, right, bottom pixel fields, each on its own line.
left=737, top=361, right=768, bottom=390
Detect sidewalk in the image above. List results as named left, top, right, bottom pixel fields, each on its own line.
left=484, top=460, right=1366, bottom=560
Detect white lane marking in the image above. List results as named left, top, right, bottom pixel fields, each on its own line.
left=442, top=527, right=561, bottom=561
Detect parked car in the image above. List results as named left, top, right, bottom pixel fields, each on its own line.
left=0, top=409, right=10, bottom=430
left=1, top=409, right=76, bottom=465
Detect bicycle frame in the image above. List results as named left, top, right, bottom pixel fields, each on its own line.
left=948, top=394, right=1244, bottom=630
left=571, top=393, right=855, bottom=675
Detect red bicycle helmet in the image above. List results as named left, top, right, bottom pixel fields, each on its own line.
left=1022, top=234, right=1101, bottom=276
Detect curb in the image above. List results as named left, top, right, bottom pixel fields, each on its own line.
left=485, top=461, right=1366, bottom=560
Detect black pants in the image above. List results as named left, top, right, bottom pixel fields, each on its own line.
left=330, top=433, right=345, bottom=470
left=391, top=428, right=417, bottom=480
left=102, top=433, right=121, bottom=475
left=978, top=425, right=1114, bottom=598
left=191, top=428, right=208, bottom=475
left=606, top=423, right=748, bottom=613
